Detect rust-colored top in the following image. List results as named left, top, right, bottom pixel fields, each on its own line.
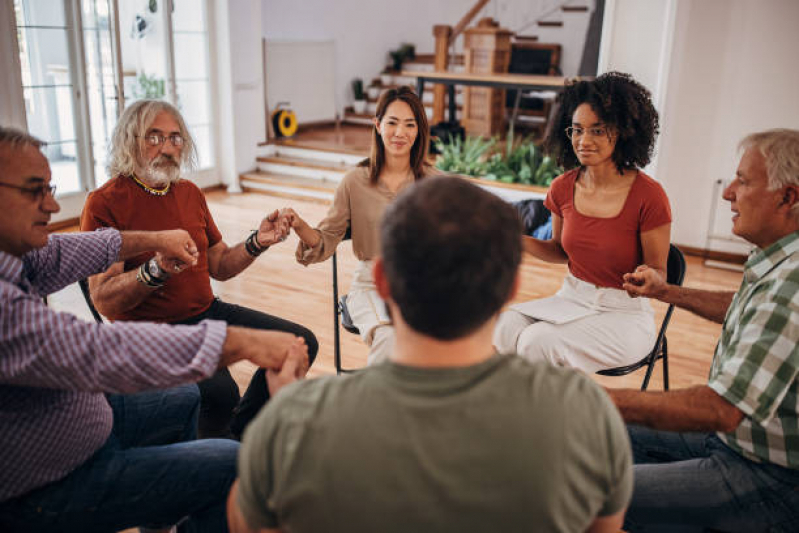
left=80, top=175, right=222, bottom=322
left=545, top=169, right=672, bottom=289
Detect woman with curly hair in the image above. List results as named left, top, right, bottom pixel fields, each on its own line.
left=281, top=86, right=434, bottom=365
left=493, top=72, right=672, bottom=372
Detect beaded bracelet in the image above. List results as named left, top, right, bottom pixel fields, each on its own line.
left=245, top=230, right=268, bottom=257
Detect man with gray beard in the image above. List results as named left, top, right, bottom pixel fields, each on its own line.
left=80, top=100, right=318, bottom=439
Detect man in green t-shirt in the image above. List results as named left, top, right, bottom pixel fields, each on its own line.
left=618, top=129, right=799, bottom=531
left=227, top=176, right=633, bottom=533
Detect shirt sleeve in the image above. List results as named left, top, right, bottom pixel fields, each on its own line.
left=236, top=387, right=298, bottom=529
left=0, top=288, right=225, bottom=393
left=708, top=286, right=799, bottom=424
left=23, top=230, right=121, bottom=296
left=543, top=172, right=568, bottom=218
left=639, top=179, right=672, bottom=233
left=597, top=387, right=634, bottom=516
left=296, top=174, right=352, bottom=265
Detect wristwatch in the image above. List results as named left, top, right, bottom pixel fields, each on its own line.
left=147, top=257, right=170, bottom=282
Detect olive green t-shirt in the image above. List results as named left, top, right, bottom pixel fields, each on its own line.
left=238, top=354, right=632, bottom=532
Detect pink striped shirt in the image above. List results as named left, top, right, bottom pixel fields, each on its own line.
left=0, top=229, right=226, bottom=501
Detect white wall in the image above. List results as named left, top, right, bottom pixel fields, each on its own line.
left=601, top=0, right=799, bottom=253
left=261, top=0, right=594, bottom=118
left=215, top=0, right=266, bottom=188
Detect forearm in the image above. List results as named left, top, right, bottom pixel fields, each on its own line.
left=117, top=230, right=173, bottom=261
left=2, top=299, right=223, bottom=392
left=211, top=242, right=257, bottom=281
left=608, top=385, right=744, bottom=433
left=89, top=266, right=157, bottom=317
left=661, top=286, right=735, bottom=324
left=522, top=236, right=569, bottom=263
left=295, top=224, right=321, bottom=248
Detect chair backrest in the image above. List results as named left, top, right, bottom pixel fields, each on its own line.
left=666, top=244, right=687, bottom=286
left=78, top=278, right=104, bottom=324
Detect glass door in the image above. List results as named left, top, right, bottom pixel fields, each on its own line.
left=14, top=0, right=83, bottom=195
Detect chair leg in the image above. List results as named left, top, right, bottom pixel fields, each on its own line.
left=662, top=337, right=669, bottom=391
left=641, top=358, right=655, bottom=391
left=333, top=252, right=342, bottom=375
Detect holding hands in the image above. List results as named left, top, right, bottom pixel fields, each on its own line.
left=622, top=264, right=669, bottom=299
left=256, top=209, right=292, bottom=247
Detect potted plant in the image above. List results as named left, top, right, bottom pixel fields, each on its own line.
left=351, top=78, right=367, bottom=114
left=367, top=81, right=381, bottom=100
left=389, top=43, right=415, bottom=72
left=380, top=68, right=393, bottom=87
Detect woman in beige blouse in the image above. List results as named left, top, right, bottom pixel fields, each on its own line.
left=282, top=86, right=434, bottom=365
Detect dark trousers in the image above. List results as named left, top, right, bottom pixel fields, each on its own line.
left=175, top=298, right=318, bottom=439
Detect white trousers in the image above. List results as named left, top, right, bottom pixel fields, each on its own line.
left=493, top=275, right=656, bottom=373
left=347, top=260, right=395, bottom=366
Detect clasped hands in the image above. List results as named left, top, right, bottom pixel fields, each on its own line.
left=622, top=264, right=668, bottom=299
left=255, top=209, right=294, bottom=247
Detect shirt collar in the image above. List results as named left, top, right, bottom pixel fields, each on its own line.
left=0, top=250, right=26, bottom=287
left=744, top=231, right=799, bottom=283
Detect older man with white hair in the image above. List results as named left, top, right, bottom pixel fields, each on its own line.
left=80, top=99, right=318, bottom=439
left=615, top=129, right=799, bottom=531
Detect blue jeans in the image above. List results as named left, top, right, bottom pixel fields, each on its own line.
left=624, top=425, right=799, bottom=532
left=0, top=385, right=237, bottom=533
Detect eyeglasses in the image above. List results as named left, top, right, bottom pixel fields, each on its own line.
left=142, top=133, right=184, bottom=147
left=0, top=181, right=57, bottom=201
left=565, top=126, right=611, bottom=140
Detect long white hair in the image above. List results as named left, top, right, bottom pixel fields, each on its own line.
left=107, top=99, right=197, bottom=180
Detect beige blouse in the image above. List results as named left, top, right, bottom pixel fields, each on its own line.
left=296, top=166, right=432, bottom=265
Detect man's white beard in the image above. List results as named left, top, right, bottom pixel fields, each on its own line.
left=141, top=156, right=181, bottom=187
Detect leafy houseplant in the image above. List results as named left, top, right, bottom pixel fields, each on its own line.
left=132, top=72, right=165, bottom=100
left=389, top=43, right=415, bottom=72
left=434, top=132, right=562, bottom=188
left=351, top=78, right=367, bottom=114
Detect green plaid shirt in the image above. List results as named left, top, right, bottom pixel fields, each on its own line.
left=708, top=231, right=799, bottom=469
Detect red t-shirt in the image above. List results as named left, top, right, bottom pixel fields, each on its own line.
left=80, top=176, right=223, bottom=322
left=544, top=169, right=672, bottom=289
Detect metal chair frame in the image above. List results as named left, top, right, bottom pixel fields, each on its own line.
left=332, top=228, right=359, bottom=375
left=596, top=244, right=687, bottom=391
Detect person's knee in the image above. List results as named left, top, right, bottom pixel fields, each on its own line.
left=493, top=310, right=528, bottom=354
left=516, top=323, right=560, bottom=364
left=367, top=326, right=394, bottom=365
left=298, top=326, right=319, bottom=364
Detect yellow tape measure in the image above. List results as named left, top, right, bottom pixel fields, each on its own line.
left=271, top=103, right=298, bottom=138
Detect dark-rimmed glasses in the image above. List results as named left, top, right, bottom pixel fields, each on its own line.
left=0, top=182, right=57, bottom=201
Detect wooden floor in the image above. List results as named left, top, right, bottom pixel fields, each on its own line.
left=50, top=190, right=743, bottom=392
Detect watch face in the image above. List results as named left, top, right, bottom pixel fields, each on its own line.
left=148, top=259, right=162, bottom=278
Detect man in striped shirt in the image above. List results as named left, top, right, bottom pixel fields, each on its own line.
left=616, top=129, right=799, bottom=531
left=0, top=127, right=307, bottom=532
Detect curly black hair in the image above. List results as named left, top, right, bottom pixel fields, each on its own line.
left=544, top=71, right=659, bottom=173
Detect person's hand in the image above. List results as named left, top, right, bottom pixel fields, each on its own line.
left=279, top=207, right=309, bottom=232
left=256, top=209, right=290, bottom=247
left=154, top=251, right=191, bottom=275
left=266, top=337, right=309, bottom=396
left=155, top=229, right=198, bottom=269
left=622, top=265, right=668, bottom=299
left=221, top=328, right=304, bottom=371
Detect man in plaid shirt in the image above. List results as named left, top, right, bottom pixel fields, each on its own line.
left=615, top=129, right=799, bottom=532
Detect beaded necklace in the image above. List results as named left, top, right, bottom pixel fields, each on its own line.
left=131, top=174, right=170, bottom=196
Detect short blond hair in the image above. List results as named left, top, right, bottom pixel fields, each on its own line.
left=740, top=129, right=799, bottom=222
left=107, top=100, right=197, bottom=178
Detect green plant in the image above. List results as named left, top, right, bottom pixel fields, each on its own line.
left=132, top=72, right=165, bottom=99
left=351, top=78, right=365, bottom=100
left=435, top=131, right=562, bottom=187
left=388, top=43, right=415, bottom=71
left=434, top=134, right=496, bottom=176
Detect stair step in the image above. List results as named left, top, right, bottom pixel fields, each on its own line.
left=259, top=140, right=367, bottom=160
left=240, top=172, right=336, bottom=204
left=562, top=5, right=589, bottom=12
left=538, top=20, right=564, bottom=27
left=256, top=155, right=352, bottom=173
left=514, top=35, right=539, bottom=42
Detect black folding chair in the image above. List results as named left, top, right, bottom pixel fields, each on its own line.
left=596, top=244, right=687, bottom=391
left=78, top=278, right=104, bottom=324
left=332, top=227, right=359, bottom=375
